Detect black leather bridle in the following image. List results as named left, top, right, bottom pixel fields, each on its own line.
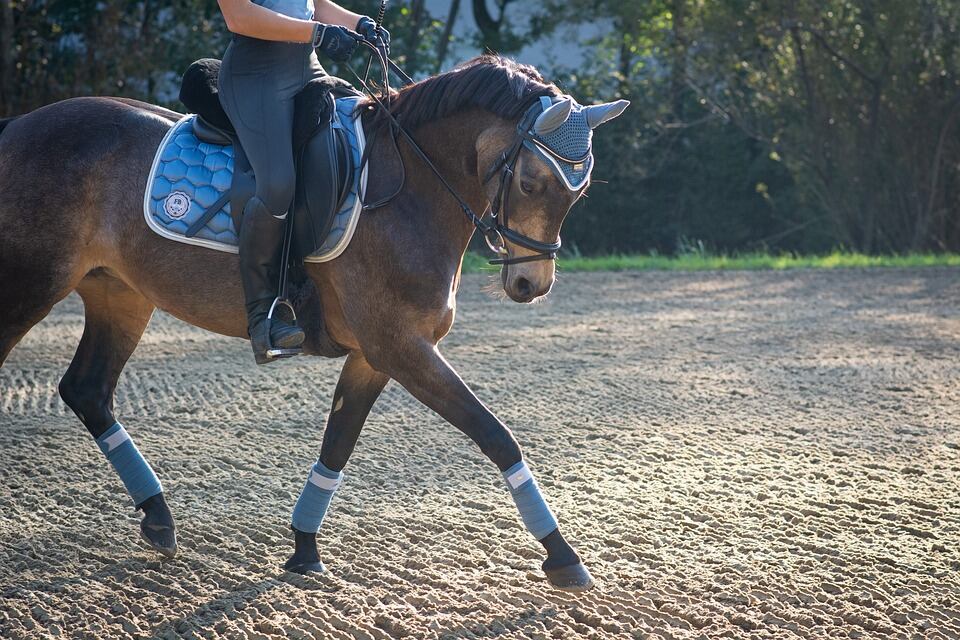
left=479, top=103, right=566, bottom=265
left=349, top=41, right=565, bottom=266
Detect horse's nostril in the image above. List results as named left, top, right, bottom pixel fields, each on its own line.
left=515, top=277, right=534, bottom=298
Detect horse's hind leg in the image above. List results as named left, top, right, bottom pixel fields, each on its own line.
left=0, top=263, right=79, bottom=367
left=58, top=270, right=177, bottom=558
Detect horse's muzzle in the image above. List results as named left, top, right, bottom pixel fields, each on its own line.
left=503, top=272, right=553, bottom=303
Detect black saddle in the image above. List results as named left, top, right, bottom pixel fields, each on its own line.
left=178, top=58, right=360, bottom=261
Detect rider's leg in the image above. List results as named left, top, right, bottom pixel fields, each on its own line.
left=218, top=37, right=310, bottom=362
left=236, top=196, right=303, bottom=363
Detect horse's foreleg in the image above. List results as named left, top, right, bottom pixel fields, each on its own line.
left=284, top=351, right=388, bottom=573
left=59, top=271, right=177, bottom=558
left=379, top=341, right=593, bottom=592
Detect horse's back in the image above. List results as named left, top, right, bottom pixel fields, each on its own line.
left=0, top=97, right=175, bottom=246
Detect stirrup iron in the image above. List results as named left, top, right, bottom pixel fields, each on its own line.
left=264, top=297, right=301, bottom=360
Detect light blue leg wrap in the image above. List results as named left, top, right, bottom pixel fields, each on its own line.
left=95, top=422, right=162, bottom=507
left=502, top=460, right=558, bottom=541
left=291, top=459, right=343, bottom=533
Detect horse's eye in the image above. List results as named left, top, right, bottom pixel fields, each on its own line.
left=519, top=180, right=535, bottom=195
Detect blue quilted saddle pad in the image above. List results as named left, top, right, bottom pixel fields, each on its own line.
left=143, top=95, right=366, bottom=261
left=144, top=117, right=237, bottom=249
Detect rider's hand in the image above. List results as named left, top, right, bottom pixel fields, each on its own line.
left=355, top=16, right=391, bottom=56
left=313, top=24, right=361, bottom=62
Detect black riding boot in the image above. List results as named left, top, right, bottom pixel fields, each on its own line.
left=239, top=196, right=305, bottom=364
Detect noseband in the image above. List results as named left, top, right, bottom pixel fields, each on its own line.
left=349, top=44, right=564, bottom=266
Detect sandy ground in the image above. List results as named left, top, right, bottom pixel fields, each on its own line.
left=1, top=269, right=959, bottom=639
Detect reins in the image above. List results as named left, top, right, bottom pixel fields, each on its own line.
left=346, top=40, right=561, bottom=265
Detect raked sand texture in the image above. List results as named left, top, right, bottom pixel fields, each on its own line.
left=1, top=270, right=959, bottom=639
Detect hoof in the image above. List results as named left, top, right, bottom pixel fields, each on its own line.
left=283, top=558, right=326, bottom=574
left=140, top=521, right=178, bottom=558
left=544, top=562, right=594, bottom=592
left=138, top=494, right=177, bottom=558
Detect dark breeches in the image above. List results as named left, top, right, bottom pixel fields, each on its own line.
left=218, top=35, right=326, bottom=216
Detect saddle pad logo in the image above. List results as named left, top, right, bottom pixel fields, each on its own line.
left=164, top=191, right=191, bottom=219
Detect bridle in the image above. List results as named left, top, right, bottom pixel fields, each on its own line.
left=480, top=103, right=568, bottom=265
left=348, top=40, right=565, bottom=266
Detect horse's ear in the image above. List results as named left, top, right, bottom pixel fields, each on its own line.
left=584, top=100, right=630, bottom=129
left=534, top=97, right=573, bottom=136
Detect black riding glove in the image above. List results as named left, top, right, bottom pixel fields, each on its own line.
left=356, top=16, right=391, bottom=56
left=313, top=24, right=361, bottom=62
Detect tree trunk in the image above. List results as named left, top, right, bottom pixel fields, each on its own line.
left=435, top=0, right=461, bottom=73
left=669, top=0, right=685, bottom=119
left=405, top=0, right=426, bottom=68
left=0, top=0, right=14, bottom=115
left=617, top=27, right=632, bottom=97
left=141, top=0, right=154, bottom=99
left=472, top=0, right=514, bottom=52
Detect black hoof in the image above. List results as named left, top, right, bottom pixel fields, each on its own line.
left=543, top=562, right=594, bottom=592
left=138, top=494, right=178, bottom=559
left=284, top=526, right=324, bottom=573
left=283, top=558, right=326, bottom=574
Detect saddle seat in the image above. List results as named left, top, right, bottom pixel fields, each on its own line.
left=176, top=57, right=362, bottom=261
left=192, top=115, right=232, bottom=146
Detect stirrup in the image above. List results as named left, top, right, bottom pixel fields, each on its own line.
left=264, top=297, right=302, bottom=360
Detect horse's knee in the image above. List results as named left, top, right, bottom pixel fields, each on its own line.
left=475, top=425, right=522, bottom=471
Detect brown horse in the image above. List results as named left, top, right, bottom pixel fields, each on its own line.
left=0, top=55, right=627, bottom=591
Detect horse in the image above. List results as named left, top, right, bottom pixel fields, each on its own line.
left=0, top=55, right=627, bottom=591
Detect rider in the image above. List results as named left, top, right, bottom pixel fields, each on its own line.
left=217, top=0, right=389, bottom=363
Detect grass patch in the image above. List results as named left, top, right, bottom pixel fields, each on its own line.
left=461, top=251, right=960, bottom=273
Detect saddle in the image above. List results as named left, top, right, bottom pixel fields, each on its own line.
left=177, top=58, right=361, bottom=260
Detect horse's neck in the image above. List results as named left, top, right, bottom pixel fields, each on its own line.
left=389, top=112, right=494, bottom=258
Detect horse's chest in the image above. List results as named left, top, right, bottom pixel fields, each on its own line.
left=434, top=300, right=456, bottom=343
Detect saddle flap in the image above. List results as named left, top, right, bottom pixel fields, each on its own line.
left=292, top=95, right=354, bottom=260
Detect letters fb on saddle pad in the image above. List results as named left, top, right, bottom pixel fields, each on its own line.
left=143, top=95, right=367, bottom=262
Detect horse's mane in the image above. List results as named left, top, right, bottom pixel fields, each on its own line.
left=362, top=55, right=560, bottom=131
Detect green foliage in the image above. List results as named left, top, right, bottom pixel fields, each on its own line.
left=3, top=1, right=960, bottom=255
left=0, top=1, right=229, bottom=112
left=462, top=251, right=960, bottom=273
